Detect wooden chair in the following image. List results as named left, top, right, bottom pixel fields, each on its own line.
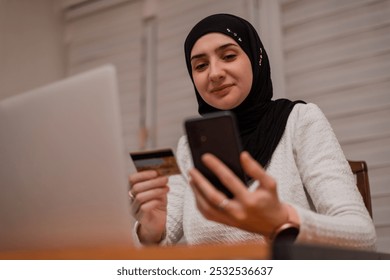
left=348, top=160, right=373, bottom=218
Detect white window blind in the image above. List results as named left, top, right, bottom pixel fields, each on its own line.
left=63, top=0, right=143, bottom=167
left=280, top=0, right=390, bottom=252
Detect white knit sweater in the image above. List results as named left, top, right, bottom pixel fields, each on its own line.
left=133, top=103, right=376, bottom=250
left=159, top=103, right=377, bottom=250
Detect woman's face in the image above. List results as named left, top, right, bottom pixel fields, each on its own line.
left=190, top=33, right=253, bottom=110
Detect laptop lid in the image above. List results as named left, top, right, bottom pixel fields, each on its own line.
left=0, top=65, right=133, bottom=251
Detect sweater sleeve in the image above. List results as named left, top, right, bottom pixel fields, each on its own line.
left=292, top=104, right=376, bottom=250
left=131, top=136, right=188, bottom=246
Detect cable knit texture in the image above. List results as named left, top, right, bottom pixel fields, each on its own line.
left=136, top=104, right=376, bottom=250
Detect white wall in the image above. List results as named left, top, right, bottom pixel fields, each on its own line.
left=0, top=0, right=65, bottom=100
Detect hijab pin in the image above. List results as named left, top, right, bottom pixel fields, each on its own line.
left=226, top=28, right=241, bottom=41
left=259, top=47, right=263, bottom=66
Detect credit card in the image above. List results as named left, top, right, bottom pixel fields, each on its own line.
left=130, top=148, right=181, bottom=176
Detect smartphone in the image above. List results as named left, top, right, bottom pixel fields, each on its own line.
left=184, top=111, right=249, bottom=198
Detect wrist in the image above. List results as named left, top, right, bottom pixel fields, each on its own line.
left=269, top=204, right=300, bottom=243
left=137, top=222, right=166, bottom=245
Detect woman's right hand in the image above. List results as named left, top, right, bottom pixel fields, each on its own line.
left=129, top=170, right=169, bottom=244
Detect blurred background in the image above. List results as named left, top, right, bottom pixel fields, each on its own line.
left=1, top=0, right=389, bottom=252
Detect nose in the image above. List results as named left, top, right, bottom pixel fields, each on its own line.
left=209, top=60, right=225, bottom=82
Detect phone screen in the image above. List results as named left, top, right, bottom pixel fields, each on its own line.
left=184, top=111, right=249, bottom=198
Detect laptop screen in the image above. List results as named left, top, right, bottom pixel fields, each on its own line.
left=0, top=65, right=134, bottom=251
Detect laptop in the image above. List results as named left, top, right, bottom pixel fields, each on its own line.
left=0, top=65, right=134, bottom=251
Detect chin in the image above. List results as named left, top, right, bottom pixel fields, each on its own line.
left=210, top=104, right=233, bottom=110
left=215, top=101, right=242, bottom=110
left=206, top=100, right=236, bottom=110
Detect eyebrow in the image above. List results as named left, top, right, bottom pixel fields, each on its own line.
left=190, top=43, right=239, bottom=61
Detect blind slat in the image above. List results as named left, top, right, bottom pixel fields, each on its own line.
left=282, top=0, right=390, bottom=253
left=65, top=0, right=142, bottom=154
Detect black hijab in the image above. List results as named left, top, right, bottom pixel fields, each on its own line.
left=184, top=14, right=305, bottom=168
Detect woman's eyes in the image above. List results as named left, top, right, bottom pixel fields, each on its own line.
left=192, top=53, right=238, bottom=71
left=194, top=62, right=208, bottom=71
left=223, top=53, right=237, bottom=61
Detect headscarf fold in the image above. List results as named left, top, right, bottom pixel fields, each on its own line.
left=184, top=14, right=305, bottom=168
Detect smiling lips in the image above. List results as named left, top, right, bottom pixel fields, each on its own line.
left=210, top=84, right=233, bottom=94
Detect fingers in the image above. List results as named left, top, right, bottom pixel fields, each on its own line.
left=196, top=152, right=278, bottom=201
left=200, top=153, right=248, bottom=200
left=190, top=152, right=284, bottom=235
left=132, top=186, right=169, bottom=218
left=189, top=168, right=226, bottom=207
left=129, top=170, right=169, bottom=215
left=131, top=175, right=168, bottom=197
left=240, top=151, right=277, bottom=192
left=129, top=170, right=159, bottom=187
left=189, top=168, right=237, bottom=225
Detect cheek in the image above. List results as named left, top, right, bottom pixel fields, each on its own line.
left=243, top=72, right=253, bottom=94
left=192, top=74, right=207, bottom=94
left=240, top=63, right=253, bottom=97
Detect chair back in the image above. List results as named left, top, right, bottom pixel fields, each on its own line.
left=348, top=160, right=373, bottom=218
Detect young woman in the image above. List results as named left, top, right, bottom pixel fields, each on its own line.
left=129, top=14, right=376, bottom=250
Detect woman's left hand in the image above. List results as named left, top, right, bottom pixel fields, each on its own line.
left=189, top=151, right=290, bottom=237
